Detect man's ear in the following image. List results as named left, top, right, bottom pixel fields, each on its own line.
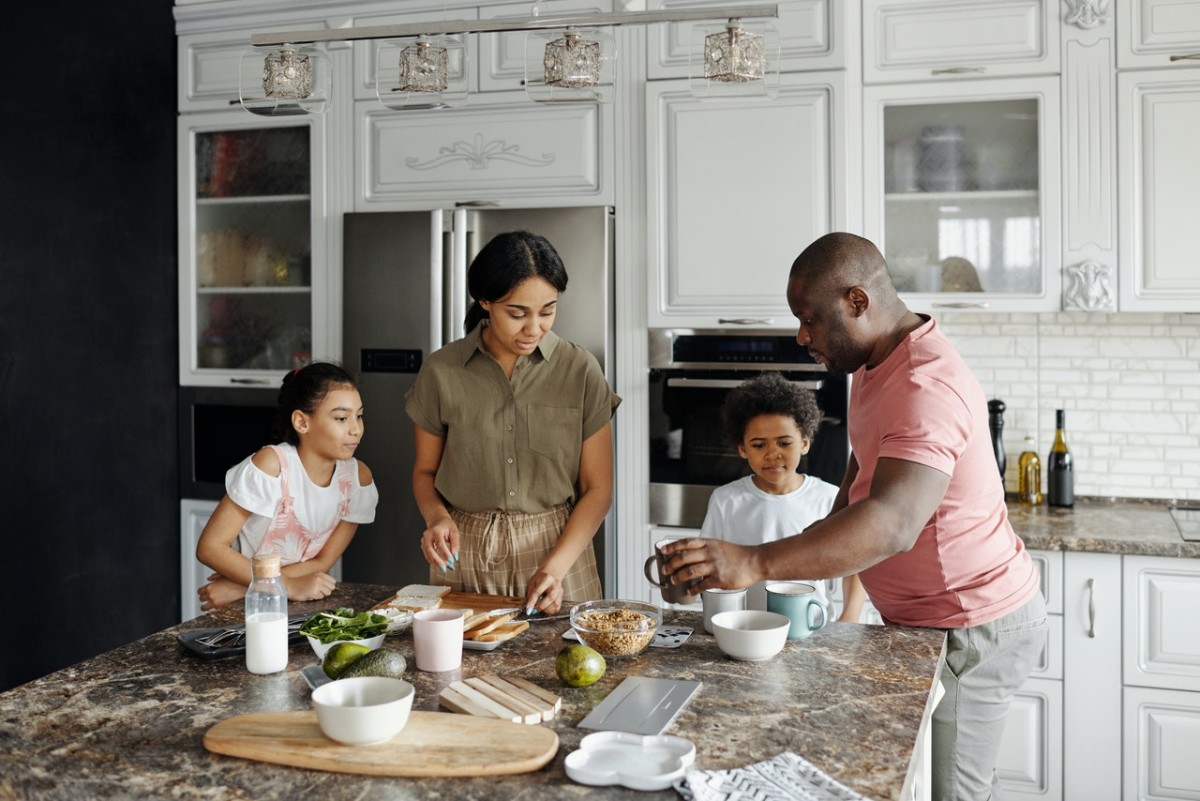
left=846, top=285, right=869, bottom=316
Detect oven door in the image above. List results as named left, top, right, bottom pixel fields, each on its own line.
left=648, top=369, right=847, bottom=528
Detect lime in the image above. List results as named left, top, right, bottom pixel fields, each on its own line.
left=322, top=642, right=371, bottom=679
left=555, top=643, right=606, bottom=688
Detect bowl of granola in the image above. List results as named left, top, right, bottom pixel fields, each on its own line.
left=570, top=600, right=661, bottom=658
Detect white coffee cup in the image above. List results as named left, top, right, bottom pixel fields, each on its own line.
left=702, top=588, right=747, bottom=634
left=412, top=608, right=464, bottom=672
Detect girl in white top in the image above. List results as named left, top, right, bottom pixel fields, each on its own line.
left=196, top=363, right=379, bottom=611
left=699, top=373, right=865, bottom=621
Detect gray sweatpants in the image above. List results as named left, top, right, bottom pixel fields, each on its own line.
left=932, top=591, right=1048, bottom=801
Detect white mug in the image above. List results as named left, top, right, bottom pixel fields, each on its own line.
left=412, top=608, right=463, bottom=672
left=702, top=588, right=747, bottom=633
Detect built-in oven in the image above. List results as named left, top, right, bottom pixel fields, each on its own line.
left=178, top=386, right=278, bottom=501
left=648, top=330, right=849, bottom=529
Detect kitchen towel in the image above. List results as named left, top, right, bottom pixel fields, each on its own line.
left=674, top=751, right=873, bottom=801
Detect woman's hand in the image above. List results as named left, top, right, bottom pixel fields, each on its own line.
left=198, top=574, right=247, bottom=611
left=420, top=516, right=460, bottom=571
left=285, top=572, right=336, bottom=602
left=523, top=569, right=564, bottom=615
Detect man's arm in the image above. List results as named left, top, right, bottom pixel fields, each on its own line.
left=662, top=456, right=951, bottom=591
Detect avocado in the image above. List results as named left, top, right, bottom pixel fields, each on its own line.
left=337, top=647, right=407, bottom=680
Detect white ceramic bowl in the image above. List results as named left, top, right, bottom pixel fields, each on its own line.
left=709, top=610, right=790, bottom=662
left=311, top=676, right=415, bottom=745
left=306, top=633, right=386, bottom=660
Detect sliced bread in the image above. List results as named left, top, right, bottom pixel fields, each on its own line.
left=397, top=584, right=453, bottom=598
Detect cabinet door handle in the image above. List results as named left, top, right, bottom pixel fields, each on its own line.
left=931, top=301, right=990, bottom=309
left=1086, top=578, right=1096, bottom=639
left=931, top=67, right=986, bottom=75
left=717, top=318, right=774, bottom=326
left=1169, top=53, right=1200, bottom=62
left=229, top=378, right=272, bottom=385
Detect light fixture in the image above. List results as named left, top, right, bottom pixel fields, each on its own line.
left=240, top=4, right=777, bottom=115
left=239, top=43, right=330, bottom=116
left=375, top=36, right=468, bottom=110
left=525, top=27, right=616, bottom=104
left=690, top=18, right=780, bottom=99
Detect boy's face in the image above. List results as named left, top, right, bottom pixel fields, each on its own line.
left=737, top=413, right=811, bottom=495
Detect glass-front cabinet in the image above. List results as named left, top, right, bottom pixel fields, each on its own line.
left=864, top=77, right=1061, bottom=311
left=179, top=109, right=327, bottom=386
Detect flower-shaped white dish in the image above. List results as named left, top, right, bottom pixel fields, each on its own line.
left=564, top=731, right=696, bottom=791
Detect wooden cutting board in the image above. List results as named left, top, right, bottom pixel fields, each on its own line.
left=204, top=710, right=558, bottom=777
left=371, top=591, right=525, bottom=615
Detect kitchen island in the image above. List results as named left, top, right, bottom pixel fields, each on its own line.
left=0, top=584, right=945, bottom=801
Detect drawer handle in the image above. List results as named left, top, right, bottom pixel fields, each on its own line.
left=717, top=318, right=774, bottom=326
left=931, top=66, right=987, bottom=76
left=931, top=301, right=989, bottom=309
left=229, top=378, right=272, bottom=385
left=1169, top=53, right=1200, bottom=62
left=1086, top=578, right=1096, bottom=639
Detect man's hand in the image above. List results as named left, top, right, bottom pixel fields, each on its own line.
left=659, top=538, right=762, bottom=593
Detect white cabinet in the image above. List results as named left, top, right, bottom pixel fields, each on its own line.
left=1118, top=69, right=1200, bottom=312
left=355, top=91, right=613, bottom=210
left=1124, top=687, right=1200, bottom=801
left=1062, top=551, right=1123, bottom=800
left=1118, top=0, right=1200, bottom=70
left=647, top=0, right=855, bottom=77
left=646, top=72, right=857, bottom=328
left=180, top=499, right=219, bottom=622
left=1122, top=556, right=1200, bottom=800
left=998, top=549, right=1063, bottom=800
left=862, top=0, right=1058, bottom=84
left=863, top=76, right=1061, bottom=312
left=178, top=108, right=336, bottom=386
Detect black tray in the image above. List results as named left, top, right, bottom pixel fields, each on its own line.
left=177, top=613, right=311, bottom=660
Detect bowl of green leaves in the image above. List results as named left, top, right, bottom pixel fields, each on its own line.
left=299, top=608, right=390, bottom=659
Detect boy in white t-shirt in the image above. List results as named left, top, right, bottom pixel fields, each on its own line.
left=700, top=373, right=866, bottom=622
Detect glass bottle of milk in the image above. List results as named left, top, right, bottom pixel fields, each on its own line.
left=245, top=553, right=288, bottom=674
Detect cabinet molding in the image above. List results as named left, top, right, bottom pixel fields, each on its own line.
left=1063, top=260, right=1116, bottom=312
left=1064, top=0, right=1111, bottom=31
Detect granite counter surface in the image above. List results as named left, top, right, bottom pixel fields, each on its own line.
left=1007, top=498, right=1199, bottom=558
left=0, top=584, right=945, bottom=801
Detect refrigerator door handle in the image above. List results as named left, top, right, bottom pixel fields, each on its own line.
left=429, top=211, right=444, bottom=353
left=450, top=208, right=469, bottom=344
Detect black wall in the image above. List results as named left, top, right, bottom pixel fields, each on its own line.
left=0, top=3, right=178, bottom=692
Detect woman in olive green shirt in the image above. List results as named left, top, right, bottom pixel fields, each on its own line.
left=405, top=231, right=621, bottom=615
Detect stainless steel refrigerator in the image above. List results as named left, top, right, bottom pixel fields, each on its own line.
left=340, top=206, right=615, bottom=591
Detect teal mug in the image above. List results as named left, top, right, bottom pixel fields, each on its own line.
left=765, top=582, right=827, bottom=640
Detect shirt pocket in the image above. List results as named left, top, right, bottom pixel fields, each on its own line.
left=528, top=405, right=582, bottom=464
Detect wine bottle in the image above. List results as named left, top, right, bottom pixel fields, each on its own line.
left=1017, top=434, right=1043, bottom=506
left=1047, top=410, right=1074, bottom=508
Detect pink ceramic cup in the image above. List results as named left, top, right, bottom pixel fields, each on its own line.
left=412, top=608, right=464, bottom=672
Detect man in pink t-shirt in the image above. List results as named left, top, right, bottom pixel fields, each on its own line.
left=663, top=233, right=1047, bottom=801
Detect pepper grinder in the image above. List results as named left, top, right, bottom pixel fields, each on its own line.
left=987, top=399, right=1007, bottom=480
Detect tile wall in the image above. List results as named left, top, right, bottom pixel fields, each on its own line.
left=938, top=312, right=1200, bottom=502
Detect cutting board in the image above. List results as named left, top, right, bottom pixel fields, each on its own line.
left=204, top=710, right=558, bottom=777
left=372, top=591, right=525, bottom=615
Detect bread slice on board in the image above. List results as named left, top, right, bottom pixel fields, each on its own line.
left=397, top=584, right=452, bottom=598
left=464, top=612, right=516, bottom=639
left=387, top=595, right=443, bottom=613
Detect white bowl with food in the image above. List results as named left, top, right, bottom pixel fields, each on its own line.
left=570, top=599, right=661, bottom=658
left=709, top=610, right=790, bottom=661
left=311, top=676, right=414, bottom=745
left=299, top=608, right=392, bottom=659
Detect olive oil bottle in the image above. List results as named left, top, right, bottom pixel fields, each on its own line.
left=1017, top=434, right=1043, bottom=506
left=1047, top=410, right=1074, bottom=508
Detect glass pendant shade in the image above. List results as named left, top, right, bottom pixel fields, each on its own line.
left=524, top=28, right=616, bottom=104
left=376, top=36, right=468, bottom=110
left=688, top=19, right=779, bottom=99
left=240, top=44, right=331, bottom=116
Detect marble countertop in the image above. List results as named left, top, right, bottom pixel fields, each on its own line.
left=1006, top=497, right=1199, bottom=558
left=0, top=584, right=946, bottom=801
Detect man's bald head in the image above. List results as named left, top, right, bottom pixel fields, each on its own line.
left=789, top=232, right=896, bottom=301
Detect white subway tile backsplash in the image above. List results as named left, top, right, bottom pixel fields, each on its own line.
left=939, top=311, right=1200, bottom=502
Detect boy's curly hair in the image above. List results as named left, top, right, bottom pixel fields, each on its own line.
left=722, top=372, right=824, bottom=446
